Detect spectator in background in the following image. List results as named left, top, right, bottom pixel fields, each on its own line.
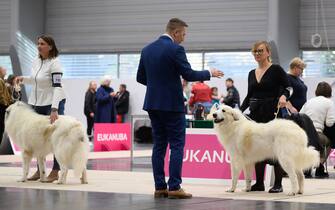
left=189, top=81, right=212, bottom=114
left=222, top=78, right=240, bottom=108
left=114, top=84, right=129, bottom=123
left=6, top=74, right=22, bottom=102
left=0, top=66, right=12, bottom=145
left=300, top=82, right=335, bottom=178
left=211, top=87, right=220, bottom=105
left=84, top=81, right=97, bottom=141
left=286, top=57, right=307, bottom=113
left=95, top=76, right=116, bottom=123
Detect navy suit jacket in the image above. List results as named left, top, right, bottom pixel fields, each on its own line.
left=137, top=35, right=211, bottom=112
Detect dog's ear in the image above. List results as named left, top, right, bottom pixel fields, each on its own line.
left=231, top=111, right=239, bottom=121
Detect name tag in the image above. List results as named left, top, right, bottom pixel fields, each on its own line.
left=51, top=72, right=62, bottom=87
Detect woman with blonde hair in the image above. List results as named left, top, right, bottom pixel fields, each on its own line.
left=95, top=76, right=116, bottom=123
left=84, top=81, right=97, bottom=141
left=240, top=40, right=291, bottom=193
left=286, top=57, right=307, bottom=113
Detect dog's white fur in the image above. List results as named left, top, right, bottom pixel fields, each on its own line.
left=5, top=102, right=89, bottom=184
left=208, top=104, right=320, bottom=195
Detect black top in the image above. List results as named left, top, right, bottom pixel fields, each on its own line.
left=223, top=86, right=240, bottom=108
left=114, top=90, right=130, bottom=115
left=84, top=90, right=96, bottom=116
left=287, top=74, right=307, bottom=111
left=241, top=64, right=290, bottom=112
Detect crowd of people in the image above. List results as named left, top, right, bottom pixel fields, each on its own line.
left=84, top=78, right=130, bottom=141
left=0, top=17, right=334, bottom=200
left=137, top=18, right=335, bottom=199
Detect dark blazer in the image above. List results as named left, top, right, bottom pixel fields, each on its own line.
left=95, top=86, right=116, bottom=123
left=114, top=90, right=129, bottom=115
left=137, top=35, right=211, bottom=112
left=84, top=90, right=96, bottom=116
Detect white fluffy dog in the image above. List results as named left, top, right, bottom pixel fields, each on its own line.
left=208, top=104, right=320, bottom=195
left=5, top=102, right=89, bottom=184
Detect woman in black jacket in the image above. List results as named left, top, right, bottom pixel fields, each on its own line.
left=84, top=81, right=97, bottom=140
left=114, top=84, right=129, bottom=123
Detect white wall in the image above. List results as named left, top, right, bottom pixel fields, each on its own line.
left=61, top=75, right=334, bottom=127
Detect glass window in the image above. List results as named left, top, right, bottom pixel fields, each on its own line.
left=186, top=53, right=203, bottom=70
left=0, top=55, right=13, bottom=76
left=119, top=54, right=140, bottom=79
left=204, top=52, right=256, bottom=78
left=59, top=54, right=118, bottom=79
left=302, top=51, right=335, bottom=77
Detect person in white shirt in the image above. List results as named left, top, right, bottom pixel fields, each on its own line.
left=300, top=81, right=335, bottom=177
left=17, top=35, right=66, bottom=182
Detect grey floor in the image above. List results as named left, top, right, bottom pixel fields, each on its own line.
left=1, top=187, right=335, bottom=210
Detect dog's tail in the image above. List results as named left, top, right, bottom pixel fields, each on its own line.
left=297, top=146, right=320, bottom=170
left=71, top=124, right=90, bottom=177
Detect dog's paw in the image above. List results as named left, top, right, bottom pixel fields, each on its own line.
left=287, top=192, right=297, bottom=196
left=242, top=188, right=251, bottom=192
left=297, top=190, right=303, bottom=195
left=56, top=181, right=64, bottom=185
left=80, top=177, right=88, bottom=184
left=226, top=188, right=235, bottom=193
left=17, top=178, right=27, bottom=182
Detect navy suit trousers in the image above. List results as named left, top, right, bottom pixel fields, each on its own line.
left=148, top=110, right=185, bottom=191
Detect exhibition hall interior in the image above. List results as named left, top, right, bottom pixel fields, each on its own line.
left=0, top=0, right=335, bottom=209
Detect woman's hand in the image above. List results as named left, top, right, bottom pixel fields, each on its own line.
left=278, top=95, right=287, bottom=108
left=50, top=109, right=58, bottom=124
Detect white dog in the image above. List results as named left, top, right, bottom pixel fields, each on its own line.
left=5, top=102, right=89, bottom=184
left=208, top=104, right=319, bottom=195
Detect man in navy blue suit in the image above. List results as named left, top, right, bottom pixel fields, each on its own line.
left=137, top=18, right=224, bottom=199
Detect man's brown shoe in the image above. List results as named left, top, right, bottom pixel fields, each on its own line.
left=168, top=188, right=192, bottom=199
left=154, top=189, right=168, bottom=198
left=27, top=170, right=40, bottom=181
left=42, top=170, right=59, bottom=183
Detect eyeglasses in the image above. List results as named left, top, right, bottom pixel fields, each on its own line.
left=296, top=66, right=304, bottom=71
left=252, top=49, right=264, bottom=56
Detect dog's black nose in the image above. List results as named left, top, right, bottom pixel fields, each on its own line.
left=213, top=113, right=217, bottom=118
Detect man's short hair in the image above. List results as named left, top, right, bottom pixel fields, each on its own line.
left=120, top=84, right=127, bottom=89
left=166, top=18, right=188, bottom=32
left=226, top=78, right=234, bottom=83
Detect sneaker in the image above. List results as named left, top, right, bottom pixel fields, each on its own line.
left=154, top=189, right=168, bottom=198
left=168, top=188, right=192, bottom=199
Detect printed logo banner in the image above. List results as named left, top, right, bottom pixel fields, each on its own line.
left=164, top=134, right=256, bottom=179
left=94, top=123, right=131, bottom=151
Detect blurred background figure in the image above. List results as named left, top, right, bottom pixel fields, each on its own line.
left=211, top=87, right=220, bottom=105
left=6, top=74, right=22, bottom=102
left=95, top=76, right=116, bottom=123
left=222, top=78, right=240, bottom=108
left=0, top=66, right=12, bottom=145
left=114, top=84, right=129, bottom=123
left=300, top=82, right=335, bottom=178
left=84, top=81, right=97, bottom=141
left=189, top=81, right=212, bottom=115
left=286, top=57, right=307, bottom=113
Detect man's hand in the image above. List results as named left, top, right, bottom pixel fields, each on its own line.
left=210, top=68, right=224, bottom=78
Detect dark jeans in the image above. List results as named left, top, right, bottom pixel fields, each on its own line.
left=148, top=110, right=185, bottom=191
left=31, top=99, right=66, bottom=171
left=86, top=115, right=94, bottom=137
left=0, top=104, right=7, bottom=145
